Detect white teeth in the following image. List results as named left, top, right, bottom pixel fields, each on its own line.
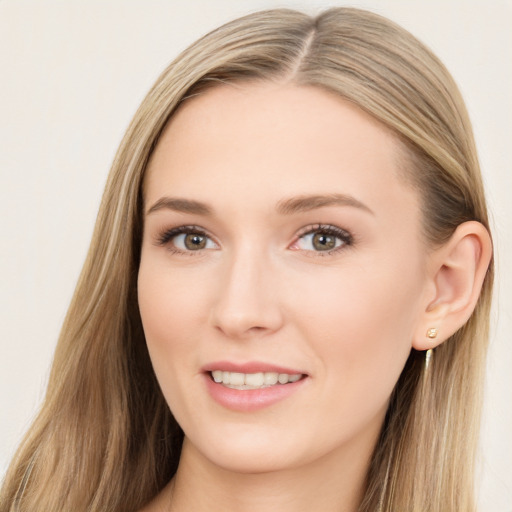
left=245, top=372, right=264, bottom=387
left=230, top=372, right=245, bottom=386
left=278, top=374, right=289, bottom=384
left=264, top=372, right=279, bottom=385
left=210, top=370, right=303, bottom=389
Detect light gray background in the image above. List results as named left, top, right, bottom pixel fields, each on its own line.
left=1, top=1, right=510, bottom=510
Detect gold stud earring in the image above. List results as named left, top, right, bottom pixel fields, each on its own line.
left=426, top=328, right=438, bottom=339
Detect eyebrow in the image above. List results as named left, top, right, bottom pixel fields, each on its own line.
left=147, top=197, right=212, bottom=216
left=275, top=193, right=374, bottom=216
left=146, top=193, right=373, bottom=216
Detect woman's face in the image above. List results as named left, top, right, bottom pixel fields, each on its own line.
left=138, top=83, right=431, bottom=474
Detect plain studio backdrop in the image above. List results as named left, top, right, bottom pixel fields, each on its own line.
left=0, top=0, right=510, bottom=509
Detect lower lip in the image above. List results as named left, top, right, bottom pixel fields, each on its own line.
left=204, top=374, right=307, bottom=412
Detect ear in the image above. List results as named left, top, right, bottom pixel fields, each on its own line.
left=412, top=221, right=492, bottom=351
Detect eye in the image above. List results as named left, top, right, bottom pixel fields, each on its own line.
left=173, top=232, right=215, bottom=251
left=156, top=225, right=218, bottom=253
left=291, top=224, right=352, bottom=254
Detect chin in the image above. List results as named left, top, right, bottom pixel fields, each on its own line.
left=207, top=449, right=298, bottom=475
left=184, top=427, right=308, bottom=475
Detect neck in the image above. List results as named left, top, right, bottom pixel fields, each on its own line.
left=154, top=433, right=376, bottom=512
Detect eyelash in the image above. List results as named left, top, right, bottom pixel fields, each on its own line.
left=155, top=223, right=353, bottom=257
left=293, top=224, right=353, bottom=256
left=155, top=225, right=213, bottom=256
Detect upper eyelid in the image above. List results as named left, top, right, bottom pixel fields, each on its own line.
left=155, top=225, right=218, bottom=246
left=295, top=223, right=351, bottom=237
left=293, top=224, right=353, bottom=246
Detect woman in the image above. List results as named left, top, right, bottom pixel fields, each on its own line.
left=0, top=7, right=493, bottom=512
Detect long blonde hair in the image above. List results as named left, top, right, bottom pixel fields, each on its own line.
left=1, top=8, right=493, bottom=512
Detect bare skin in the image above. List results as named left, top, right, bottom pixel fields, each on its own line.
left=142, top=433, right=372, bottom=512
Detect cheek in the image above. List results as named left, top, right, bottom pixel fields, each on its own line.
left=137, top=259, right=206, bottom=401
left=292, top=255, right=425, bottom=409
left=137, top=263, right=219, bottom=441
left=138, top=268, right=182, bottom=352
left=138, top=254, right=210, bottom=345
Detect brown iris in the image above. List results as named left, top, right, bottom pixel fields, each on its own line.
left=312, top=233, right=336, bottom=251
left=184, top=233, right=207, bottom=250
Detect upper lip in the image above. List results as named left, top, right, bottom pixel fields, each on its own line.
left=201, top=361, right=307, bottom=375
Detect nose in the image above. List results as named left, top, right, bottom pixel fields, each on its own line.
left=210, top=247, right=284, bottom=339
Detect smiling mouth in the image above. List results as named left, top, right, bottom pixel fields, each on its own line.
left=210, top=370, right=304, bottom=390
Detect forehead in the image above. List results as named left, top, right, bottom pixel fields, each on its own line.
left=144, top=82, right=419, bottom=221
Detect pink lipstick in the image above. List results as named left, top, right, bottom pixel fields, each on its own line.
left=202, top=361, right=308, bottom=412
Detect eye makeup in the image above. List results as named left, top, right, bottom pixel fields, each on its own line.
left=290, top=224, right=353, bottom=256
left=153, top=222, right=354, bottom=257
left=154, top=225, right=217, bottom=256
